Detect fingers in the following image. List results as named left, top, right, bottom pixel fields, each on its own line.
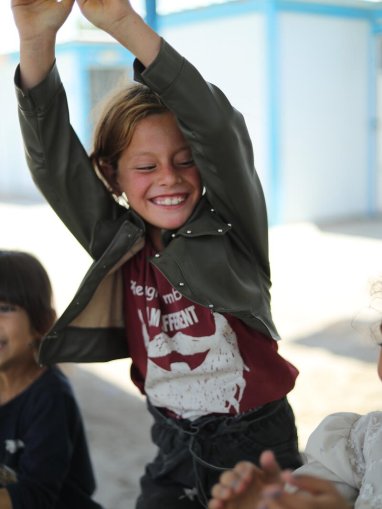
left=259, top=450, right=283, bottom=482
left=12, top=0, right=75, bottom=34
left=256, top=486, right=312, bottom=509
left=231, top=461, right=263, bottom=491
left=256, top=477, right=349, bottom=509
left=208, top=497, right=224, bottom=509
left=75, top=0, right=134, bottom=28
left=210, top=470, right=239, bottom=504
left=286, top=475, right=338, bottom=496
left=208, top=461, right=263, bottom=509
left=211, top=461, right=260, bottom=497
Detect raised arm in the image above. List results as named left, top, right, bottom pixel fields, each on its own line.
left=11, top=0, right=74, bottom=90
left=76, top=0, right=269, bottom=269
left=12, top=0, right=122, bottom=256
left=75, top=0, right=161, bottom=66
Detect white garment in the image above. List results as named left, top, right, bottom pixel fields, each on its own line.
left=295, top=412, right=382, bottom=509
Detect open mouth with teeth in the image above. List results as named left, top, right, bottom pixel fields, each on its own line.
left=151, top=194, right=188, bottom=206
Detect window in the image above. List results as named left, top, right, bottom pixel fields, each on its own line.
left=89, top=68, right=129, bottom=112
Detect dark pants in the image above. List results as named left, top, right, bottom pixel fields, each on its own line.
left=136, top=398, right=301, bottom=509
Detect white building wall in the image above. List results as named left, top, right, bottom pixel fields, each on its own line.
left=0, top=56, right=39, bottom=200
left=162, top=9, right=372, bottom=223
left=278, top=13, right=370, bottom=222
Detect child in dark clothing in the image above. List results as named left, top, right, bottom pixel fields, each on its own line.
left=12, top=1, right=301, bottom=507
left=0, top=250, right=102, bottom=509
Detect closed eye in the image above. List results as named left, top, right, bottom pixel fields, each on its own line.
left=0, top=303, right=18, bottom=313
left=135, top=165, right=156, bottom=172
left=176, top=159, right=194, bottom=168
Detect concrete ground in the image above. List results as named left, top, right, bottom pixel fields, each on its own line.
left=2, top=200, right=382, bottom=509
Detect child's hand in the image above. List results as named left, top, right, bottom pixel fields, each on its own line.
left=12, top=0, right=75, bottom=90
left=75, top=0, right=135, bottom=34
left=208, top=451, right=285, bottom=509
left=11, top=0, right=74, bottom=42
left=75, top=0, right=160, bottom=67
left=257, top=475, right=351, bottom=509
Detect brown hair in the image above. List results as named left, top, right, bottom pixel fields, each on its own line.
left=0, top=251, right=56, bottom=336
left=91, top=83, right=168, bottom=192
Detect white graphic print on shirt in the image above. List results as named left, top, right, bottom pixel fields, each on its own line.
left=124, top=243, right=298, bottom=420
left=138, top=308, right=249, bottom=420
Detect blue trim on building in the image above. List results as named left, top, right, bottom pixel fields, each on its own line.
left=55, top=41, right=134, bottom=67
left=146, top=0, right=159, bottom=31
left=265, top=1, right=282, bottom=225
left=160, top=1, right=377, bottom=30
left=160, top=0, right=265, bottom=29
left=276, top=1, right=373, bottom=20
left=372, top=10, right=382, bottom=34
left=5, top=51, right=19, bottom=65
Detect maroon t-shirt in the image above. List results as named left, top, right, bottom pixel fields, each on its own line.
left=123, top=242, right=298, bottom=420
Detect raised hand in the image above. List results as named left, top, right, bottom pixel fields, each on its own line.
left=11, top=0, right=74, bottom=42
left=11, top=0, right=75, bottom=89
left=75, top=0, right=160, bottom=67
left=75, top=0, right=134, bottom=33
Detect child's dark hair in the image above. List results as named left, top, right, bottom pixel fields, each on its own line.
left=0, top=250, right=56, bottom=336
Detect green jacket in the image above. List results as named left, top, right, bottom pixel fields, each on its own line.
left=15, top=39, right=280, bottom=365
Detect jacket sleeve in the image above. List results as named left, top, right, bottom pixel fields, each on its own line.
left=14, top=63, right=119, bottom=258
left=134, top=39, right=270, bottom=273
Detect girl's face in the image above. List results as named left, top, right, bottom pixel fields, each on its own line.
left=0, top=302, right=37, bottom=373
left=116, top=112, right=202, bottom=250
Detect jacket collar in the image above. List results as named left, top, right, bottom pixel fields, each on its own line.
left=175, top=197, right=231, bottom=238
left=126, top=197, right=232, bottom=247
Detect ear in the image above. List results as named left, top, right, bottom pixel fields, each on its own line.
left=31, top=338, right=42, bottom=364
left=97, top=160, right=121, bottom=195
left=27, top=335, right=42, bottom=363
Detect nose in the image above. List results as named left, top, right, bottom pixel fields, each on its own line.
left=158, top=163, right=182, bottom=186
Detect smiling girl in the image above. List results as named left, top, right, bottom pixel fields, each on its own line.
left=12, top=1, right=301, bottom=507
